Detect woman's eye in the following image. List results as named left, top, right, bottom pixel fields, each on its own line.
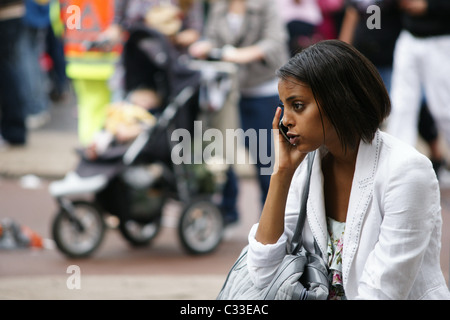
left=293, top=102, right=304, bottom=110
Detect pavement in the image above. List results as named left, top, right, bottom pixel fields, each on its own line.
left=0, top=274, right=226, bottom=300
left=0, top=97, right=79, bottom=180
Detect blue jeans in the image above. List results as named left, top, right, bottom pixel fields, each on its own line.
left=46, top=25, right=67, bottom=98
left=0, top=18, right=27, bottom=144
left=239, top=94, right=279, bottom=201
left=221, top=94, right=279, bottom=222
left=20, top=25, right=49, bottom=116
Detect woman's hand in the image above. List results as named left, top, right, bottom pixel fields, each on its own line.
left=188, top=40, right=213, bottom=59
left=255, top=107, right=307, bottom=245
left=272, top=107, right=308, bottom=176
left=221, top=45, right=264, bottom=64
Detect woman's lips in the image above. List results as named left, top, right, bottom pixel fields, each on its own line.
left=287, top=133, right=299, bottom=145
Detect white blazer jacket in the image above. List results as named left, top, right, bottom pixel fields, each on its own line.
left=247, top=130, right=450, bottom=299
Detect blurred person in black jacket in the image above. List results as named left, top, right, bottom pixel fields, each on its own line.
left=340, top=0, right=401, bottom=91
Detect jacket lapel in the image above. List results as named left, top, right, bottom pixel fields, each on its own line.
left=306, top=148, right=328, bottom=257
left=305, top=131, right=381, bottom=287
left=341, top=131, right=381, bottom=286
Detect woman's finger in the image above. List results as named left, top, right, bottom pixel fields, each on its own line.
left=272, top=106, right=282, bottom=130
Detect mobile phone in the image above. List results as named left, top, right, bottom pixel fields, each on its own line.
left=279, top=119, right=291, bottom=144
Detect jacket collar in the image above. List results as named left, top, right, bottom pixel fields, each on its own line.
left=342, top=131, right=380, bottom=284
left=306, top=131, right=381, bottom=282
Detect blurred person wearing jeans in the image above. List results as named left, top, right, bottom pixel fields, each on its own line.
left=0, top=0, right=27, bottom=147
left=386, top=0, right=450, bottom=154
left=22, top=0, right=51, bottom=129
left=189, top=0, right=289, bottom=224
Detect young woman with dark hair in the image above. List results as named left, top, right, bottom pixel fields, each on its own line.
left=247, top=40, right=450, bottom=300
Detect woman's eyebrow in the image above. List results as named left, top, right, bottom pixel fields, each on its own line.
left=286, top=95, right=306, bottom=102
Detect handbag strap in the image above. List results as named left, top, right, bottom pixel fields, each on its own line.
left=289, top=150, right=316, bottom=255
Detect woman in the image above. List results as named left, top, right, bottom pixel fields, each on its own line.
left=189, top=0, right=289, bottom=223
left=247, top=40, right=450, bottom=299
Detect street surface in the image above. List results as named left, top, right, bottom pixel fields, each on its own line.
left=0, top=175, right=262, bottom=299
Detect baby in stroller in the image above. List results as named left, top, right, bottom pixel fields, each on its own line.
left=49, top=26, right=228, bottom=258
left=83, top=98, right=157, bottom=160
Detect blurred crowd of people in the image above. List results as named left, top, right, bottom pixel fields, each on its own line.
left=1, top=0, right=449, bottom=223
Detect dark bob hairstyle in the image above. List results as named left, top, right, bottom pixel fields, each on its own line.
left=276, top=40, right=391, bottom=151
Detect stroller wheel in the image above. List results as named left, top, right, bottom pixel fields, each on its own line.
left=119, top=217, right=162, bottom=246
left=178, top=198, right=224, bottom=255
left=52, top=200, right=105, bottom=258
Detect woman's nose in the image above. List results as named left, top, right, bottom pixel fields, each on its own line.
left=282, top=111, right=293, bottom=127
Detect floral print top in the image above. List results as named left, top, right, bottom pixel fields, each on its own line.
left=327, top=217, right=346, bottom=300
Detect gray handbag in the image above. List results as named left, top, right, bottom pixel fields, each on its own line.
left=217, top=151, right=330, bottom=300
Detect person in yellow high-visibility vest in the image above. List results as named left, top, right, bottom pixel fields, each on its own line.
left=59, top=0, right=122, bottom=145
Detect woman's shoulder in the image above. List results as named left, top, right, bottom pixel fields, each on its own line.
left=375, top=131, right=440, bottom=219
left=377, top=130, right=435, bottom=180
left=379, top=131, right=431, bottom=164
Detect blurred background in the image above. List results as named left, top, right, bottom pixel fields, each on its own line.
left=1, top=0, right=449, bottom=299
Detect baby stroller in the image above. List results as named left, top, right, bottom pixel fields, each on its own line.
left=49, top=26, right=233, bottom=258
